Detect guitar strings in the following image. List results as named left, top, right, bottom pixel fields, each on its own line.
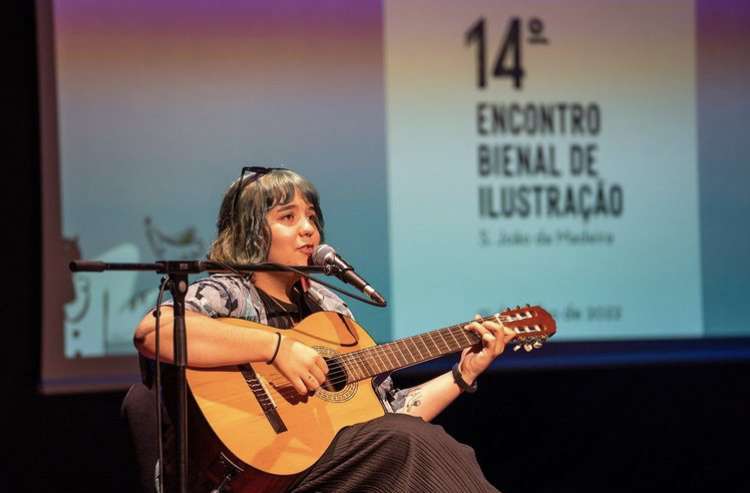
left=309, top=322, right=480, bottom=385
left=261, top=327, right=470, bottom=392
left=318, top=312, right=537, bottom=383
left=269, top=314, right=534, bottom=388
left=191, top=314, right=549, bottom=417
left=332, top=328, right=472, bottom=381
left=240, top=313, right=546, bottom=413
left=308, top=314, right=531, bottom=385
left=246, top=313, right=539, bottom=398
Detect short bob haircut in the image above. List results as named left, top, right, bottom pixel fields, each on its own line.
left=208, top=169, right=324, bottom=264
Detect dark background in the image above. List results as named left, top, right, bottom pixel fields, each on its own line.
left=6, top=3, right=748, bottom=492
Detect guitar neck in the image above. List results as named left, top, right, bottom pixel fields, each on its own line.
left=336, top=317, right=489, bottom=383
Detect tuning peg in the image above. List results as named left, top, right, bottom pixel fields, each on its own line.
left=523, top=343, right=533, bottom=352
left=532, top=340, right=543, bottom=349
left=525, top=303, right=530, bottom=307
left=513, top=343, right=522, bottom=352
left=515, top=305, right=520, bottom=310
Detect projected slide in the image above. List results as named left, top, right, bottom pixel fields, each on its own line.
left=385, top=0, right=702, bottom=340
left=39, top=0, right=750, bottom=392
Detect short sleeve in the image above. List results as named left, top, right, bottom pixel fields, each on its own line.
left=373, top=374, right=406, bottom=413
left=163, top=276, right=249, bottom=319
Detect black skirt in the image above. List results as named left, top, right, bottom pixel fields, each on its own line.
left=288, top=413, right=500, bottom=493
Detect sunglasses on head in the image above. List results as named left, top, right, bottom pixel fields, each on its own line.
left=231, top=165, right=288, bottom=221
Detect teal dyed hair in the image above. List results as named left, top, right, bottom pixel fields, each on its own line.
left=208, top=169, right=324, bottom=264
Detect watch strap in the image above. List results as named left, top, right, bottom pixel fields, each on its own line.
left=452, top=363, right=478, bottom=394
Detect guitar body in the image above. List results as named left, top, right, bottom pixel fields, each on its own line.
left=184, top=305, right=556, bottom=492
left=186, top=312, right=387, bottom=492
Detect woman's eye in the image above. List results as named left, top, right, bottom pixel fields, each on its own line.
left=281, top=213, right=294, bottom=221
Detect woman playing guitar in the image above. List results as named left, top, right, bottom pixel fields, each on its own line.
left=133, top=168, right=516, bottom=492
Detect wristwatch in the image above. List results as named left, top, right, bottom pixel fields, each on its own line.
left=452, top=363, right=478, bottom=394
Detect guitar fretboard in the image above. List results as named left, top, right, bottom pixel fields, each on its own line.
left=336, top=317, right=498, bottom=382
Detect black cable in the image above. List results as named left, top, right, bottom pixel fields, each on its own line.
left=212, top=260, right=251, bottom=283
left=213, top=260, right=386, bottom=307
left=146, top=260, right=382, bottom=492
left=152, top=275, right=169, bottom=493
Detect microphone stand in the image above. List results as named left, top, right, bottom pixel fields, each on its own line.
left=69, top=259, right=328, bottom=493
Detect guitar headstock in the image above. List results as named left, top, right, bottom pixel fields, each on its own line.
left=497, top=305, right=556, bottom=353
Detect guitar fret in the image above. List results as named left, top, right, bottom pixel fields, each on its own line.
left=393, top=342, right=408, bottom=366
left=425, top=332, right=440, bottom=358
left=337, top=312, right=533, bottom=382
left=388, top=344, right=402, bottom=369
left=403, top=340, right=418, bottom=364
left=450, top=327, right=464, bottom=346
left=373, top=345, right=387, bottom=371
left=459, top=327, right=476, bottom=345
left=426, top=331, right=440, bottom=356
left=373, top=345, right=389, bottom=372
left=382, top=344, right=398, bottom=368
left=383, top=344, right=398, bottom=368
left=357, top=354, right=370, bottom=379
left=436, top=329, right=454, bottom=353
left=446, top=325, right=462, bottom=348
left=409, top=336, right=425, bottom=360
left=402, top=339, right=418, bottom=362
left=357, top=353, right=371, bottom=378
left=365, top=349, right=383, bottom=375
left=339, top=355, right=353, bottom=381
left=418, top=334, right=433, bottom=358
left=345, top=353, right=357, bottom=381
left=395, top=341, right=410, bottom=366
left=437, top=331, right=450, bottom=353
left=359, top=353, right=375, bottom=376
left=415, top=334, right=431, bottom=359
left=369, top=353, right=382, bottom=375
left=388, top=343, right=401, bottom=366
left=376, top=350, right=387, bottom=372
left=447, top=327, right=463, bottom=347
left=383, top=344, right=400, bottom=370
left=346, top=353, right=364, bottom=381
left=434, top=330, right=447, bottom=352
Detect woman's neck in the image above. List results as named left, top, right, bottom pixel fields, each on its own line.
left=253, top=271, right=299, bottom=303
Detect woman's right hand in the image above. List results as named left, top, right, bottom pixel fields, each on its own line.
left=271, top=336, right=329, bottom=395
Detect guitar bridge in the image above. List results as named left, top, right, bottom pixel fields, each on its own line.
left=238, top=364, right=288, bottom=434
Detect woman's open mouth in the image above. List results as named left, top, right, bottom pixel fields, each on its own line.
left=297, top=245, right=314, bottom=255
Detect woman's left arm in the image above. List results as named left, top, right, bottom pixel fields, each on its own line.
left=396, top=316, right=515, bottom=421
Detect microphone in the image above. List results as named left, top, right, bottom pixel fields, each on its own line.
left=311, top=244, right=387, bottom=306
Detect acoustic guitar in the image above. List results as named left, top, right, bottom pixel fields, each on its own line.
left=185, top=305, right=556, bottom=492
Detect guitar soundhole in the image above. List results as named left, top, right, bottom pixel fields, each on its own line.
left=322, top=356, right=348, bottom=392
left=311, top=348, right=358, bottom=403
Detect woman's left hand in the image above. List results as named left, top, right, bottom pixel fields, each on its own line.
left=459, top=314, right=516, bottom=384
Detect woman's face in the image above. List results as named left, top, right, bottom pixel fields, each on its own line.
left=265, top=189, right=321, bottom=266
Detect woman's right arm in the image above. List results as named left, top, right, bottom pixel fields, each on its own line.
left=134, top=306, right=281, bottom=367
left=133, top=307, right=328, bottom=394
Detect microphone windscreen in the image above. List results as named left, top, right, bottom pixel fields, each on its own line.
left=311, top=244, right=336, bottom=266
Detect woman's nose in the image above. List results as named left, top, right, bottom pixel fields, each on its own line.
left=300, top=217, right=316, bottom=236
